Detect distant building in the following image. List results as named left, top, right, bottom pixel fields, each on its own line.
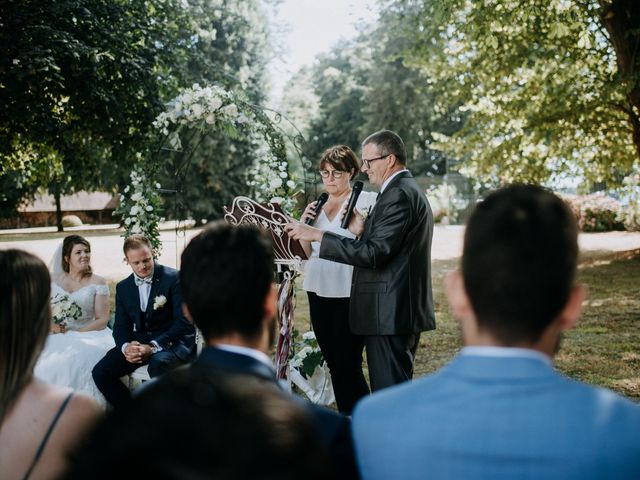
left=0, top=192, right=119, bottom=229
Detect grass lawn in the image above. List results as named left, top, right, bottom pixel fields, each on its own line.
left=292, top=248, right=640, bottom=400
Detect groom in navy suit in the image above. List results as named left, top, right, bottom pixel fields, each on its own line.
left=92, top=234, right=195, bottom=408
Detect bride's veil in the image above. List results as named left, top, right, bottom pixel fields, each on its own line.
left=49, top=242, right=64, bottom=279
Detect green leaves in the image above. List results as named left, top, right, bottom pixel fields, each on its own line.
left=395, top=0, right=640, bottom=187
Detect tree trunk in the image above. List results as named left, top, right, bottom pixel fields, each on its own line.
left=54, top=184, right=63, bottom=232
left=599, top=0, right=640, bottom=159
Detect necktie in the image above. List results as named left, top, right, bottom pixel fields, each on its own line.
left=135, top=275, right=152, bottom=287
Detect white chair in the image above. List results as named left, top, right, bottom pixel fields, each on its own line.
left=128, top=364, right=150, bottom=390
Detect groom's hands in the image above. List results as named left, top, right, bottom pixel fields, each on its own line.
left=124, top=341, right=153, bottom=364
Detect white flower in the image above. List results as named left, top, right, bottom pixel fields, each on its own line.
left=279, top=171, right=287, bottom=179
left=237, top=112, right=250, bottom=124
left=125, top=217, right=132, bottom=225
left=124, top=186, right=130, bottom=193
left=270, top=178, right=282, bottom=189
left=205, top=114, right=215, bottom=124
left=222, top=103, right=238, bottom=118
left=210, top=98, right=223, bottom=111
left=130, top=206, right=140, bottom=215
left=156, top=183, right=161, bottom=189
left=192, top=104, right=203, bottom=117
left=302, top=331, right=316, bottom=341
left=298, top=346, right=313, bottom=359
left=286, top=180, right=295, bottom=188
left=153, top=295, right=167, bottom=310
left=146, top=205, right=154, bottom=212
left=131, top=192, right=143, bottom=202
left=270, top=196, right=284, bottom=204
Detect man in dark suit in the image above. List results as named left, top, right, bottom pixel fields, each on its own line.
left=144, top=221, right=356, bottom=479
left=92, top=234, right=195, bottom=408
left=286, top=130, right=435, bottom=391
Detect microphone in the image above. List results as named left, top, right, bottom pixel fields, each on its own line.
left=305, top=192, right=329, bottom=225
left=340, top=181, right=363, bottom=229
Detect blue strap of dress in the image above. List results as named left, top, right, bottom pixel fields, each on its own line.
left=22, top=391, right=74, bottom=480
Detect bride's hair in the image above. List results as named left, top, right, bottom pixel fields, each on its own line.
left=61, top=235, right=92, bottom=277
left=0, top=250, right=51, bottom=425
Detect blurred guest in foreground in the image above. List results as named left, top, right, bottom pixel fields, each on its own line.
left=66, top=374, right=330, bottom=480
left=0, top=249, right=101, bottom=480
left=73, top=222, right=357, bottom=479
left=353, top=185, right=640, bottom=480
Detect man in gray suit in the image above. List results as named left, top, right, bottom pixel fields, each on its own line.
left=287, top=130, right=435, bottom=391
left=352, top=184, right=640, bottom=479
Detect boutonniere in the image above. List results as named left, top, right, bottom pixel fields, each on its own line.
left=153, top=295, right=167, bottom=310
left=361, top=206, right=373, bottom=221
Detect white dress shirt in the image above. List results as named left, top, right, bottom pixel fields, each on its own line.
left=380, top=168, right=409, bottom=194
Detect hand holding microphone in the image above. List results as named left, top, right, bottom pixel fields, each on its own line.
left=340, top=181, right=363, bottom=229
left=304, top=192, right=329, bottom=225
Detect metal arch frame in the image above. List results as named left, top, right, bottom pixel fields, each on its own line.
left=153, top=105, right=315, bottom=269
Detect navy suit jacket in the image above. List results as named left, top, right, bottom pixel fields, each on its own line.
left=353, top=354, right=640, bottom=480
left=320, top=171, right=435, bottom=335
left=163, top=346, right=359, bottom=479
left=112, top=263, right=194, bottom=360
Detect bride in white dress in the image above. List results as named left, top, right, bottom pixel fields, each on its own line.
left=34, top=235, right=115, bottom=407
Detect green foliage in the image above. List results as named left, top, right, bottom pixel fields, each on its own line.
left=152, top=0, right=277, bottom=221
left=290, top=10, right=460, bottom=177
left=426, top=183, right=468, bottom=223
left=618, top=174, right=640, bottom=231
left=114, top=159, right=163, bottom=255
left=563, top=193, right=624, bottom=232
left=0, top=0, right=188, bottom=196
left=0, top=0, right=275, bottom=223
left=396, top=0, right=640, bottom=187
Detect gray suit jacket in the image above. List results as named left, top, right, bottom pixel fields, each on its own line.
left=353, top=354, right=640, bottom=479
left=320, top=171, right=435, bottom=335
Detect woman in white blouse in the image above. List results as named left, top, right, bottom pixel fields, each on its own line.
left=300, top=145, right=377, bottom=414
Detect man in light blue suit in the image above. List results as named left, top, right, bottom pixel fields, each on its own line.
left=353, top=184, right=640, bottom=480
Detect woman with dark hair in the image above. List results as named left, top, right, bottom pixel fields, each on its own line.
left=299, top=145, right=377, bottom=414
left=0, top=249, right=101, bottom=480
left=34, top=235, right=115, bottom=406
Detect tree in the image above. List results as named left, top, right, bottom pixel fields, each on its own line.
left=289, top=14, right=459, bottom=179
left=394, top=0, right=640, bottom=187
left=0, top=0, right=191, bottom=227
left=153, top=0, right=275, bottom=222
left=0, top=0, right=276, bottom=225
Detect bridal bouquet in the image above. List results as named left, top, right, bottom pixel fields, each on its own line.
left=51, top=293, right=82, bottom=325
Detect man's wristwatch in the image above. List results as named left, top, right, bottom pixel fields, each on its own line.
left=149, top=343, right=158, bottom=354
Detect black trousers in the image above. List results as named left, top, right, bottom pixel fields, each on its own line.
left=307, top=292, right=369, bottom=414
left=92, top=346, right=184, bottom=409
left=364, top=333, right=421, bottom=392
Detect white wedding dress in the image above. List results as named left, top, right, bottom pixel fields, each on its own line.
left=34, top=283, right=115, bottom=407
